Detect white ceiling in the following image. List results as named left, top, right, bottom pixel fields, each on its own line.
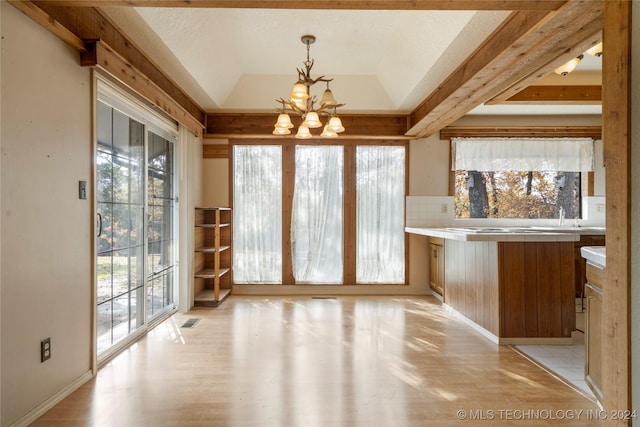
left=101, top=6, right=602, bottom=117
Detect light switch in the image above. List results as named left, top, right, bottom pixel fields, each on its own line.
left=79, top=181, right=87, bottom=200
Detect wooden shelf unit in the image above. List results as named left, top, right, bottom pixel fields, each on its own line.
left=194, top=207, right=232, bottom=307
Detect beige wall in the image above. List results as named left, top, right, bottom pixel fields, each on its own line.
left=202, top=141, right=230, bottom=207
left=1, top=4, right=92, bottom=425
left=409, top=134, right=450, bottom=196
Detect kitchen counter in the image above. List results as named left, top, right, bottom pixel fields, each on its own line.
left=581, top=246, right=606, bottom=268
left=406, top=226, right=604, bottom=242
left=406, top=225, right=608, bottom=344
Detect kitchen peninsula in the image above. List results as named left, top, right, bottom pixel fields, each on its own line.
left=407, top=226, right=605, bottom=345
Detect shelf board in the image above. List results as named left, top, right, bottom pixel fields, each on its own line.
left=195, top=247, right=217, bottom=253
left=193, top=288, right=231, bottom=307
left=195, top=224, right=216, bottom=228
left=194, top=267, right=231, bottom=279
left=195, top=269, right=216, bottom=279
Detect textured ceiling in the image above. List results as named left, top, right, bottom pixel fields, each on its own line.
left=101, top=6, right=602, bottom=116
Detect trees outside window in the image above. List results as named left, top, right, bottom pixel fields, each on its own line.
left=454, top=170, right=581, bottom=219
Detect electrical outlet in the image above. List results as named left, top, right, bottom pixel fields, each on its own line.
left=596, top=204, right=605, bottom=213
left=441, top=204, right=448, bottom=214
left=41, top=338, right=51, bottom=362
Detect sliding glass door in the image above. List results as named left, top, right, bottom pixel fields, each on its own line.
left=96, top=83, right=178, bottom=358
left=96, top=101, right=146, bottom=355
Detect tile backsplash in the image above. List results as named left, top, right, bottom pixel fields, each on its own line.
left=406, top=196, right=454, bottom=227
left=406, top=195, right=606, bottom=228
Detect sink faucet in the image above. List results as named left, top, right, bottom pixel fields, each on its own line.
left=558, top=207, right=565, bottom=226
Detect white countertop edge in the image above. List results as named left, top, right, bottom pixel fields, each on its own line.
left=581, top=246, right=606, bottom=268
left=405, top=227, right=580, bottom=242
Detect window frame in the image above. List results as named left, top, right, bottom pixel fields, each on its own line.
left=230, top=139, right=409, bottom=286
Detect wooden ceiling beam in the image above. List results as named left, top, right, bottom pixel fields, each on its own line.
left=82, top=40, right=204, bottom=136
left=32, top=3, right=205, bottom=128
left=485, top=30, right=603, bottom=105
left=205, top=113, right=412, bottom=140
left=503, top=85, right=601, bottom=103
left=25, top=1, right=568, bottom=10
left=407, top=0, right=604, bottom=138
left=439, top=126, right=602, bottom=140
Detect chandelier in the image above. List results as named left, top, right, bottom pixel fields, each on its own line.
left=273, top=35, right=345, bottom=138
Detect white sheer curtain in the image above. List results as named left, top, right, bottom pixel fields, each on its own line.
left=356, top=146, right=405, bottom=284
left=233, top=145, right=282, bottom=283
left=291, top=146, right=343, bottom=284
left=451, top=137, right=594, bottom=172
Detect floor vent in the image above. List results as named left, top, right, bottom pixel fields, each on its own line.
left=181, top=318, right=200, bottom=328
left=312, top=296, right=337, bottom=300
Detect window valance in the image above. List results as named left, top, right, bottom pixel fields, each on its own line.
left=451, top=137, right=594, bottom=172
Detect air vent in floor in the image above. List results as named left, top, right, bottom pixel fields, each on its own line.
left=312, top=296, right=337, bottom=300
left=181, top=318, right=200, bottom=328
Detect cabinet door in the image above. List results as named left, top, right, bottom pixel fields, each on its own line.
left=585, top=282, right=603, bottom=404
left=429, top=243, right=444, bottom=296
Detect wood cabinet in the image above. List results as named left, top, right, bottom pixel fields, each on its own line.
left=499, top=241, right=575, bottom=339
left=585, top=263, right=604, bottom=404
left=574, top=235, right=605, bottom=298
left=428, top=237, right=445, bottom=297
left=443, top=239, right=575, bottom=342
left=194, top=207, right=232, bottom=307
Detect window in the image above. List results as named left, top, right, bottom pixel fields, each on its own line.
left=451, top=137, right=593, bottom=219
left=356, top=146, right=405, bottom=283
left=233, top=145, right=283, bottom=284
left=232, top=142, right=407, bottom=285
left=292, top=146, right=344, bottom=284
left=454, top=170, right=581, bottom=219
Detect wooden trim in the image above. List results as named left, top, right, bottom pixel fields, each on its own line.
left=586, top=172, right=594, bottom=197
left=343, top=145, right=357, bottom=285
left=601, top=0, right=631, bottom=418
left=439, top=126, right=602, bottom=140
left=408, top=1, right=603, bottom=138
left=205, top=112, right=411, bottom=140
left=8, top=1, right=86, bottom=51
left=29, top=1, right=568, bottom=11
left=503, top=85, right=601, bottom=103
left=448, top=144, right=455, bottom=197
left=34, top=4, right=205, bottom=130
left=281, top=144, right=295, bottom=286
left=81, top=40, right=204, bottom=136
left=202, top=145, right=229, bottom=159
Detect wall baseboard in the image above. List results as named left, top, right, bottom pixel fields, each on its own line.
left=11, top=370, right=93, bottom=427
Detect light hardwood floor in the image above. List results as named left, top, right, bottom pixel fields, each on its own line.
left=33, top=296, right=603, bottom=426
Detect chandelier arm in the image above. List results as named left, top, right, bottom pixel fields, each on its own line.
left=278, top=98, right=306, bottom=116
left=316, top=103, right=346, bottom=115
left=311, top=76, right=333, bottom=86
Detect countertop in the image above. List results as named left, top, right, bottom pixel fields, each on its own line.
left=405, top=226, right=605, bottom=243
left=581, top=246, right=606, bottom=268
